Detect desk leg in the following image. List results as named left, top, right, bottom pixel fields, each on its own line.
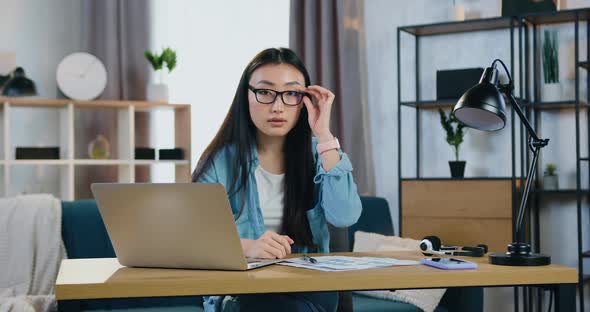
left=514, top=287, right=519, bottom=312
left=554, top=284, right=576, bottom=312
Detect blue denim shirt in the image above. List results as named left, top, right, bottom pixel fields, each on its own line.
left=197, top=137, right=362, bottom=312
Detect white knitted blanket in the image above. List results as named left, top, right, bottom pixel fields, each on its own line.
left=353, top=231, right=446, bottom=312
left=0, top=194, right=65, bottom=312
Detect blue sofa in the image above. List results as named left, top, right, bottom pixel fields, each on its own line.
left=58, top=198, right=482, bottom=311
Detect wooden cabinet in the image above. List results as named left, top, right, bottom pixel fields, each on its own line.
left=401, top=179, right=513, bottom=252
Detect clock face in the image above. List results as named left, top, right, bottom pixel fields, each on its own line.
left=56, top=52, right=107, bottom=100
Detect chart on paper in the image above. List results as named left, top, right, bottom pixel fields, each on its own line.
left=278, top=256, right=420, bottom=272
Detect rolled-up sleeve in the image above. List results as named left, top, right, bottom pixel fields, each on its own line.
left=314, top=148, right=362, bottom=228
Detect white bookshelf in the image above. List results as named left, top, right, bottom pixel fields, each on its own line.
left=0, top=97, right=192, bottom=200
left=73, top=159, right=131, bottom=165
left=133, top=159, right=190, bottom=165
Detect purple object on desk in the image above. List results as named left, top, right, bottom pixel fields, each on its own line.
left=421, top=257, right=477, bottom=270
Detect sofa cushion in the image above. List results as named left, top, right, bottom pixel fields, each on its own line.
left=349, top=197, right=394, bottom=251
left=87, top=307, right=202, bottom=312
left=353, top=231, right=446, bottom=312
left=58, top=297, right=204, bottom=312
left=60, top=200, right=204, bottom=311
left=352, top=294, right=448, bottom=312
left=349, top=197, right=483, bottom=312
left=62, top=200, right=115, bottom=259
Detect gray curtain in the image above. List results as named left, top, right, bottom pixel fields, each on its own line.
left=290, top=0, right=375, bottom=196
left=76, top=0, right=151, bottom=198
left=81, top=0, right=150, bottom=100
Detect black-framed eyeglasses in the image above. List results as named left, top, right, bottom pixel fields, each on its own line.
left=248, top=85, right=307, bottom=106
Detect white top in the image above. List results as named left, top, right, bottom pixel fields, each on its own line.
left=254, top=165, right=285, bottom=233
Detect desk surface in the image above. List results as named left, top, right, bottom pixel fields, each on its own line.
left=55, top=251, right=577, bottom=300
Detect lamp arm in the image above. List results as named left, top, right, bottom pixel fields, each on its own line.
left=492, top=58, right=545, bottom=143
left=515, top=142, right=541, bottom=241
left=502, top=92, right=549, bottom=241
left=503, top=91, right=542, bottom=142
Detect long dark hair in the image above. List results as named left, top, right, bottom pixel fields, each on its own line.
left=192, top=48, right=316, bottom=248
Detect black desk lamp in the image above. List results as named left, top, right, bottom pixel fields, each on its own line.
left=0, top=67, right=37, bottom=96
left=452, top=59, right=551, bottom=266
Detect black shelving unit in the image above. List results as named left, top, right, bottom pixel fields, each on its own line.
left=397, top=15, right=521, bottom=243
left=399, top=100, right=460, bottom=108
left=398, top=8, right=590, bottom=312
left=524, top=100, right=590, bottom=110
left=523, top=8, right=590, bottom=311
left=401, top=177, right=513, bottom=181
left=533, top=189, right=589, bottom=195
left=397, top=16, right=528, bottom=311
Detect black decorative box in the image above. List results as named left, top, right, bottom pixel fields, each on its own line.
left=502, top=0, right=556, bottom=17
left=16, top=147, right=60, bottom=159
left=436, top=68, right=484, bottom=100
left=135, top=147, right=155, bottom=160
left=159, top=148, right=184, bottom=160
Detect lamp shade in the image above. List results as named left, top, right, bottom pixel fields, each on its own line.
left=1, top=67, right=37, bottom=97
left=452, top=81, right=506, bottom=131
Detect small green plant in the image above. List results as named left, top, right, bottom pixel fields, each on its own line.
left=545, top=163, right=557, bottom=176
left=542, top=30, right=559, bottom=84
left=438, top=108, right=465, bottom=161
left=145, top=47, right=177, bottom=73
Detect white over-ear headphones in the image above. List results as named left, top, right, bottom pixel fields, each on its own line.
left=419, top=236, right=487, bottom=257
left=419, top=238, right=449, bottom=255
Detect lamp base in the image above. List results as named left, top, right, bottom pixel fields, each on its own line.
left=489, top=242, right=550, bottom=266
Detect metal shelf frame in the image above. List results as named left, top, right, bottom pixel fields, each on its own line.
left=524, top=9, right=590, bottom=311
left=397, top=8, right=590, bottom=311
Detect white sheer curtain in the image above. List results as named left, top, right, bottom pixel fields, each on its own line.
left=149, top=0, right=290, bottom=181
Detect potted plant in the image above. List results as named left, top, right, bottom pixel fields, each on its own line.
left=543, top=163, right=558, bottom=190
left=542, top=29, right=560, bottom=102
left=145, top=47, right=177, bottom=102
left=439, top=108, right=466, bottom=178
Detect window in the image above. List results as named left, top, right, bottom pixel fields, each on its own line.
left=149, top=0, right=290, bottom=181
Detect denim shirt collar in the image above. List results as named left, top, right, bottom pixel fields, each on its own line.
left=248, top=142, right=260, bottom=168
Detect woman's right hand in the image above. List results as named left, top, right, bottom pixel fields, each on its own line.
left=241, top=231, right=294, bottom=259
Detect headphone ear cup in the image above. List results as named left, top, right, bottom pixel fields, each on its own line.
left=454, top=250, right=482, bottom=257
left=423, top=236, right=442, bottom=251
left=458, top=245, right=487, bottom=257
left=477, top=244, right=489, bottom=254
left=419, top=239, right=432, bottom=252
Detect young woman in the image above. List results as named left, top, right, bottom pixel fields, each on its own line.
left=192, top=47, right=362, bottom=312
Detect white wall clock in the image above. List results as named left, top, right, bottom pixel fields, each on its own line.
left=56, top=52, right=107, bottom=100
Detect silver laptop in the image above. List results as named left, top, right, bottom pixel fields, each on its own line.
left=91, top=183, right=282, bottom=270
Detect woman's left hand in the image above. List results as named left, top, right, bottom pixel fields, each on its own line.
left=302, top=85, right=335, bottom=140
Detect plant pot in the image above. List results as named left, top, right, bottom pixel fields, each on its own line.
left=543, top=175, right=559, bottom=190
left=449, top=161, right=466, bottom=179
left=147, top=83, right=169, bottom=102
